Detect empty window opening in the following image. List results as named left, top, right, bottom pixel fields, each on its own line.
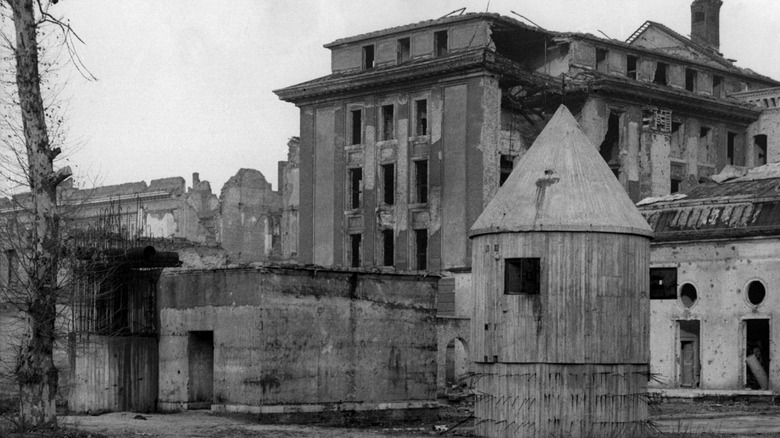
left=5, top=249, right=18, bottom=288
left=381, top=163, right=395, bottom=205
left=414, top=160, right=428, bottom=204
left=747, top=281, right=767, bottom=306
left=348, top=167, right=363, bottom=209
left=727, top=132, right=738, bottom=166
left=698, top=127, right=712, bottom=164
left=350, top=109, right=362, bottom=145
left=382, top=229, right=394, bottom=267
left=414, top=229, right=428, bottom=270
left=596, top=48, right=609, bottom=73
left=685, top=69, right=698, bottom=92
left=679, top=320, right=701, bottom=388
left=627, top=55, right=638, bottom=80
left=599, top=112, right=621, bottom=178
left=434, top=30, right=448, bottom=57
left=415, top=99, right=428, bottom=136
left=670, top=177, right=682, bottom=194
left=713, top=75, right=724, bottom=98
left=362, top=45, right=375, bottom=70
left=764, top=99, right=770, bottom=108
left=349, top=233, right=362, bottom=267
left=773, top=98, right=778, bottom=107
left=381, top=105, right=395, bottom=141
left=505, top=258, right=541, bottom=295
left=650, top=268, right=678, bottom=299
left=653, top=62, right=668, bottom=85
left=745, top=319, right=770, bottom=390
left=188, top=331, right=214, bottom=407
left=679, top=283, right=698, bottom=308
left=755, top=135, right=768, bottom=166
left=499, top=154, right=514, bottom=186
left=397, top=37, right=411, bottom=64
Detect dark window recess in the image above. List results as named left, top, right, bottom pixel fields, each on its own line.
left=650, top=268, right=678, bottom=299
left=350, top=110, right=362, bottom=145
left=671, top=177, right=682, bottom=194
left=700, top=127, right=710, bottom=138
left=505, top=258, right=541, bottom=295
left=382, top=229, right=394, bottom=267
left=755, top=135, right=768, bottom=166
left=653, top=62, right=668, bottom=85
left=727, top=132, right=737, bottom=166
left=596, top=48, right=608, bottom=73
left=685, top=69, right=697, bottom=92
left=414, top=160, right=428, bottom=203
left=693, top=11, right=705, bottom=23
left=434, top=30, right=448, bottom=57
left=599, top=112, right=621, bottom=178
left=381, top=163, right=395, bottom=205
left=397, top=37, right=410, bottom=64
left=713, top=75, right=724, bottom=97
left=500, top=155, right=514, bottom=186
left=414, top=229, right=428, bottom=270
left=381, top=105, right=394, bottom=141
left=416, top=99, right=428, bottom=136
left=349, top=168, right=363, bottom=209
left=349, top=234, right=361, bottom=268
left=627, top=55, right=638, bottom=80
left=747, top=281, right=767, bottom=306
left=362, top=45, right=374, bottom=70
left=680, top=283, right=698, bottom=308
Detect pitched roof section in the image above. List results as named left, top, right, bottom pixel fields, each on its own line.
left=470, top=105, right=653, bottom=238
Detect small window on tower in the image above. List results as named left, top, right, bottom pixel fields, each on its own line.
left=693, top=11, right=705, bottom=23
left=650, top=268, right=678, bottom=300
left=500, top=155, right=514, bottom=186
left=505, top=258, right=541, bottom=295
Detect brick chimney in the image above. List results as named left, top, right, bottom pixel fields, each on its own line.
left=691, top=0, right=723, bottom=50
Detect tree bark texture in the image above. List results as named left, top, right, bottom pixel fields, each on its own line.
left=7, top=0, right=63, bottom=428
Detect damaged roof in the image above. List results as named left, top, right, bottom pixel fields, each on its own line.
left=470, top=105, right=653, bottom=238
left=639, top=163, right=780, bottom=242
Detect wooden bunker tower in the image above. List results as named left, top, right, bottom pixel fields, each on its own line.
left=469, top=105, right=653, bottom=437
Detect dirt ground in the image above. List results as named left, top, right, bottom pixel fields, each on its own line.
left=5, top=398, right=780, bottom=437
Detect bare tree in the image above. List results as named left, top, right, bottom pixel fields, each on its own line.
left=0, top=0, right=81, bottom=429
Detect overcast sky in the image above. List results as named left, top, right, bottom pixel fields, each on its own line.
left=35, top=0, right=780, bottom=192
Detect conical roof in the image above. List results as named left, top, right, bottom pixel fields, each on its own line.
left=470, top=105, right=653, bottom=238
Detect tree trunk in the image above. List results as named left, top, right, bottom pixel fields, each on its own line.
left=7, top=0, right=69, bottom=429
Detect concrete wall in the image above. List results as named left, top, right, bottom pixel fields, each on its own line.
left=157, top=267, right=438, bottom=413
left=650, top=238, right=780, bottom=391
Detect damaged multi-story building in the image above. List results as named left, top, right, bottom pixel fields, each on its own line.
left=275, top=0, right=780, bottom=393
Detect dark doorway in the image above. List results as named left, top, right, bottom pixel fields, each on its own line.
left=188, top=331, right=214, bottom=408
left=745, top=319, right=770, bottom=390
left=679, top=320, right=700, bottom=387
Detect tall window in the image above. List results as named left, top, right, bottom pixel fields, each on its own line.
left=5, top=249, right=18, bottom=288
left=727, top=132, right=738, bottom=166
left=397, top=37, right=410, bottom=64
left=434, top=30, right=448, bottom=57
left=349, top=234, right=362, bottom=267
left=415, top=99, right=428, bottom=136
left=414, top=229, right=428, bottom=270
left=627, top=55, right=638, bottom=80
left=413, top=160, right=428, bottom=203
left=348, top=167, right=363, bottom=209
left=381, top=163, right=395, bottom=205
left=653, top=62, right=668, bottom=85
left=500, top=155, right=514, bottom=186
left=755, top=135, right=768, bottom=166
left=349, top=109, right=362, bottom=145
left=698, top=127, right=712, bottom=164
left=685, top=69, right=698, bottom=92
left=382, top=229, right=394, bottom=267
left=713, top=75, right=724, bottom=98
left=362, top=45, right=374, bottom=70
left=381, top=105, right=395, bottom=141
left=596, top=48, right=608, bottom=73
left=599, top=112, right=621, bottom=178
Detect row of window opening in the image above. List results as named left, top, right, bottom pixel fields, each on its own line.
left=362, top=31, right=448, bottom=70
left=347, top=160, right=428, bottom=210
left=348, top=229, right=428, bottom=270
left=349, top=100, right=428, bottom=145
left=650, top=267, right=767, bottom=307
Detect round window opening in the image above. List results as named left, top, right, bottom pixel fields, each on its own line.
left=680, top=283, right=698, bottom=308
left=747, top=281, right=766, bottom=306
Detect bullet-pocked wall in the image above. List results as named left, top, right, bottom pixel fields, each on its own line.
left=157, top=266, right=438, bottom=414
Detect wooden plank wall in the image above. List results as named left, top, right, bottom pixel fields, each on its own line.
left=472, top=232, right=649, bottom=364
left=68, top=336, right=158, bottom=413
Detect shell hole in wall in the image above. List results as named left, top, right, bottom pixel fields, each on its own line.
left=680, top=283, right=698, bottom=308
left=747, top=281, right=767, bottom=306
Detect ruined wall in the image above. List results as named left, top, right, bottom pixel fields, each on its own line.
left=281, top=138, right=300, bottom=260
left=747, top=108, right=780, bottom=166
left=650, top=239, right=780, bottom=391
left=157, top=267, right=438, bottom=413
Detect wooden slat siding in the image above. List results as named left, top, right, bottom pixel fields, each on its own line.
left=69, top=336, right=157, bottom=413
left=436, top=277, right=456, bottom=316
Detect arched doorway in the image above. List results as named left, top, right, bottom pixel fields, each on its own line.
left=445, top=338, right=469, bottom=389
